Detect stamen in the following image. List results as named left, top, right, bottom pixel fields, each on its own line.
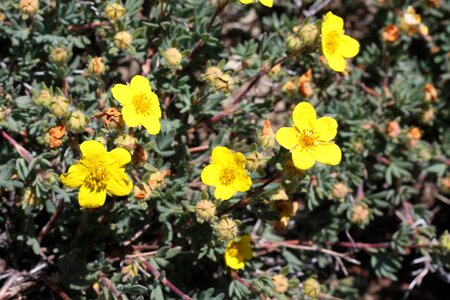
left=325, top=31, right=341, bottom=55
left=133, top=92, right=152, bottom=115
left=83, top=164, right=109, bottom=192
left=219, top=168, right=236, bottom=186
left=297, top=129, right=319, bottom=150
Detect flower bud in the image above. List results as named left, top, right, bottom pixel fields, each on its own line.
left=46, top=125, right=65, bottom=148
left=424, top=83, right=438, bottom=102
left=386, top=121, right=401, bottom=138
left=94, top=107, right=124, bottom=129
left=298, top=23, right=319, bottom=48
left=88, top=56, right=106, bottom=76
left=282, top=80, right=296, bottom=93
left=303, top=277, right=320, bottom=298
left=114, top=134, right=136, bottom=151
left=195, top=200, right=216, bottom=221
left=204, top=67, right=223, bottom=84
left=22, top=188, right=39, bottom=207
left=332, top=182, right=350, bottom=199
left=132, top=144, right=148, bottom=166
left=50, top=47, right=68, bottom=64
left=259, top=118, right=275, bottom=150
left=114, top=31, right=133, bottom=50
left=439, top=177, right=450, bottom=194
left=272, top=274, right=289, bottom=293
left=41, top=170, right=59, bottom=189
left=148, top=170, right=171, bottom=190
left=382, top=24, right=400, bottom=43
left=215, top=218, right=238, bottom=241
left=351, top=204, right=370, bottom=225
left=19, top=0, right=39, bottom=15
left=214, top=73, right=234, bottom=94
left=133, top=183, right=152, bottom=201
left=285, top=34, right=301, bottom=51
left=33, top=89, right=52, bottom=106
left=163, top=48, right=182, bottom=68
left=246, top=151, right=266, bottom=172
left=439, top=231, right=450, bottom=252
left=67, top=110, right=88, bottom=133
left=105, top=2, right=126, bottom=21
left=421, top=108, right=435, bottom=124
left=50, top=95, right=70, bottom=117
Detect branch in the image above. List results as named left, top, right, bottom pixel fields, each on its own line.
left=99, top=273, right=121, bottom=298
left=230, top=271, right=266, bottom=300
left=134, top=257, right=192, bottom=300
left=1, top=130, right=33, bottom=162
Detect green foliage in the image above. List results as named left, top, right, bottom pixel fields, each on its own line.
left=1, top=0, right=450, bottom=299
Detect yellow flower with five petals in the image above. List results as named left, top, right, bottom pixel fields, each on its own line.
left=275, top=102, right=341, bottom=170
left=238, top=0, right=273, bottom=8
left=225, top=235, right=253, bottom=270
left=201, top=146, right=252, bottom=200
left=321, top=11, right=360, bottom=72
left=60, top=140, right=133, bottom=208
left=111, top=75, right=162, bottom=135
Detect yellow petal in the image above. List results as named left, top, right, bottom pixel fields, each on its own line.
left=238, top=0, right=253, bottom=4
left=338, top=35, right=360, bottom=58
left=291, top=148, right=315, bottom=170
left=106, top=171, right=133, bottom=196
left=111, top=84, right=132, bottom=106
left=149, top=92, right=162, bottom=118
left=234, top=152, right=247, bottom=166
left=327, top=53, right=346, bottom=72
left=322, top=11, right=343, bottom=34
left=60, top=163, right=88, bottom=188
left=130, top=75, right=152, bottom=94
left=201, top=164, right=220, bottom=186
left=315, top=116, right=337, bottom=142
left=140, top=115, right=161, bottom=135
left=292, top=102, right=316, bottom=130
left=275, top=127, right=298, bottom=150
left=225, top=252, right=244, bottom=270
left=232, top=173, right=252, bottom=192
left=239, top=235, right=253, bottom=260
left=122, top=105, right=140, bottom=127
left=211, top=146, right=234, bottom=166
left=259, top=0, right=273, bottom=7
left=108, top=147, right=131, bottom=166
left=80, top=140, right=107, bottom=158
left=78, top=185, right=106, bottom=208
left=214, top=185, right=236, bottom=200
left=313, top=143, right=342, bottom=166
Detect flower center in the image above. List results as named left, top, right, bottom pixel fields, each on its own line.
left=228, top=245, right=239, bottom=257
left=219, top=168, right=236, bottom=186
left=325, top=31, right=341, bottom=55
left=84, top=164, right=109, bottom=192
left=132, top=92, right=152, bottom=115
left=297, top=129, right=319, bottom=150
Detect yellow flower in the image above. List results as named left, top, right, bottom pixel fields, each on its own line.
left=201, top=146, right=252, bottom=200
left=60, top=140, right=133, bottom=208
left=275, top=102, right=341, bottom=170
left=321, top=11, right=359, bottom=72
left=111, top=75, right=162, bottom=135
left=224, top=235, right=253, bottom=270
left=238, top=0, right=273, bottom=7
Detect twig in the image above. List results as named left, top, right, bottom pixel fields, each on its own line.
left=43, top=279, right=71, bottom=300
left=1, top=131, right=33, bottom=162
left=198, top=56, right=290, bottom=127
left=99, top=273, right=121, bottom=298
left=188, top=145, right=209, bottom=154
left=218, top=171, right=280, bottom=217
left=135, top=257, right=192, bottom=300
left=303, top=0, right=333, bottom=17
left=230, top=271, right=265, bottom=300
left=187, top=0, right=230, bottom=61
left=258, top=241, right=360, bottom=265
left=37, top=198, right=64, bottom=242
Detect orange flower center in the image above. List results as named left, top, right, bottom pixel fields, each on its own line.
left=228, top=243, right=240, bottom=257
left=219, top=168, right=236, bottom=186
left=297, top=129, right=319, bottom=150
left=132, top=92, right=152, bottom=115
left=325, top=31, right=341, bottom=55
left=84, top=163, right=109, bottom=192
